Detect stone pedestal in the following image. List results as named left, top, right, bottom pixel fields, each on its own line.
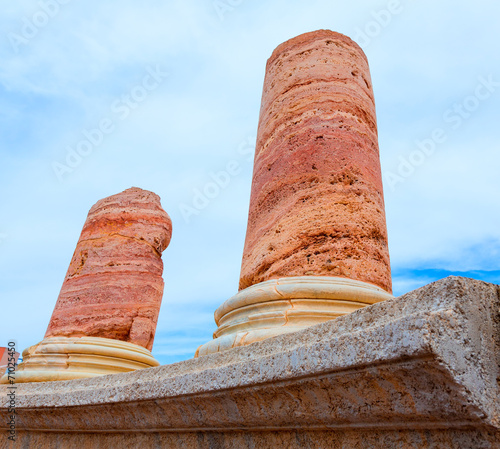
left=1, top=187, right=172, bottom=383
left=196, top=276, right=392, bottom=357
left=197, top=30, right=393, bottom=356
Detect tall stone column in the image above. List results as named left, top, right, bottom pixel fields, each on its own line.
left=196, top=30, right=393, bottom=357
left=2, top=187, right=172, bottom=383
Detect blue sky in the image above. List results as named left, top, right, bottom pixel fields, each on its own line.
left=1, top=0, right=499, bottom=365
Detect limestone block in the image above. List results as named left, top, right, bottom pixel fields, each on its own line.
left=1, top=277, right=499, bottom=448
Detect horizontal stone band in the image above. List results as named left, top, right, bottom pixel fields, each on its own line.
left=215, top=298, right=369, bottom=338
left=215, top=276, right=393, bottom=323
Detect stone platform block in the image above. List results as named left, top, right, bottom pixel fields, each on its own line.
left=1, top=277, right=499, bottom=448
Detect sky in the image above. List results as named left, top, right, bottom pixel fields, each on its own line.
left=1, top=0, right=499, bottom=365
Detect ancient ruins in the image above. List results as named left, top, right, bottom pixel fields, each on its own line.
left=1, top=30, right=499, bottom=448
left=1, top=187, right=172, bottom=383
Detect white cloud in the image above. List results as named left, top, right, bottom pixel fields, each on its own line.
left=1, top=0, right=499, bottom=363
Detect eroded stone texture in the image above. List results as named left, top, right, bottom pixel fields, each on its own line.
left=240, top=30, right=391, bottom=293
left=1, top=277, right=499, bottom=448
left=6, top=429, right=500, bottom=449
left=44, top=187, right=172, bottom=351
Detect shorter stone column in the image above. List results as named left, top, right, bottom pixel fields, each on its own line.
left=1, top=187, right=172, bottom=383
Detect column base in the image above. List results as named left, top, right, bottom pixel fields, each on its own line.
left=0, top=336, right=160, bottom=384
left=195, top=276, right=393, bottom=357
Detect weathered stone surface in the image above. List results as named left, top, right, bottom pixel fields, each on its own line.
left=5, top=429, right=500, bottom=449
left=2, top=277, right=499, bottom=448
left=45, top=187, right=172, bottom=351
left=240, top=30, right=391, bottom=293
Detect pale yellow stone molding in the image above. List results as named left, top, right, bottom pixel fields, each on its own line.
left=196, top=276, right=393, bottom=357
left=0, top=336, right=159, bottom=384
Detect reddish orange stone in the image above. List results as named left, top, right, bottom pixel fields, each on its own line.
left=239, top=30, right=392, bottom=293
left=45, top=187, right=172, bottom=351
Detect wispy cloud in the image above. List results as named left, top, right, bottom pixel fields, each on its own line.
left=1, top=0, right=499, bottom=363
